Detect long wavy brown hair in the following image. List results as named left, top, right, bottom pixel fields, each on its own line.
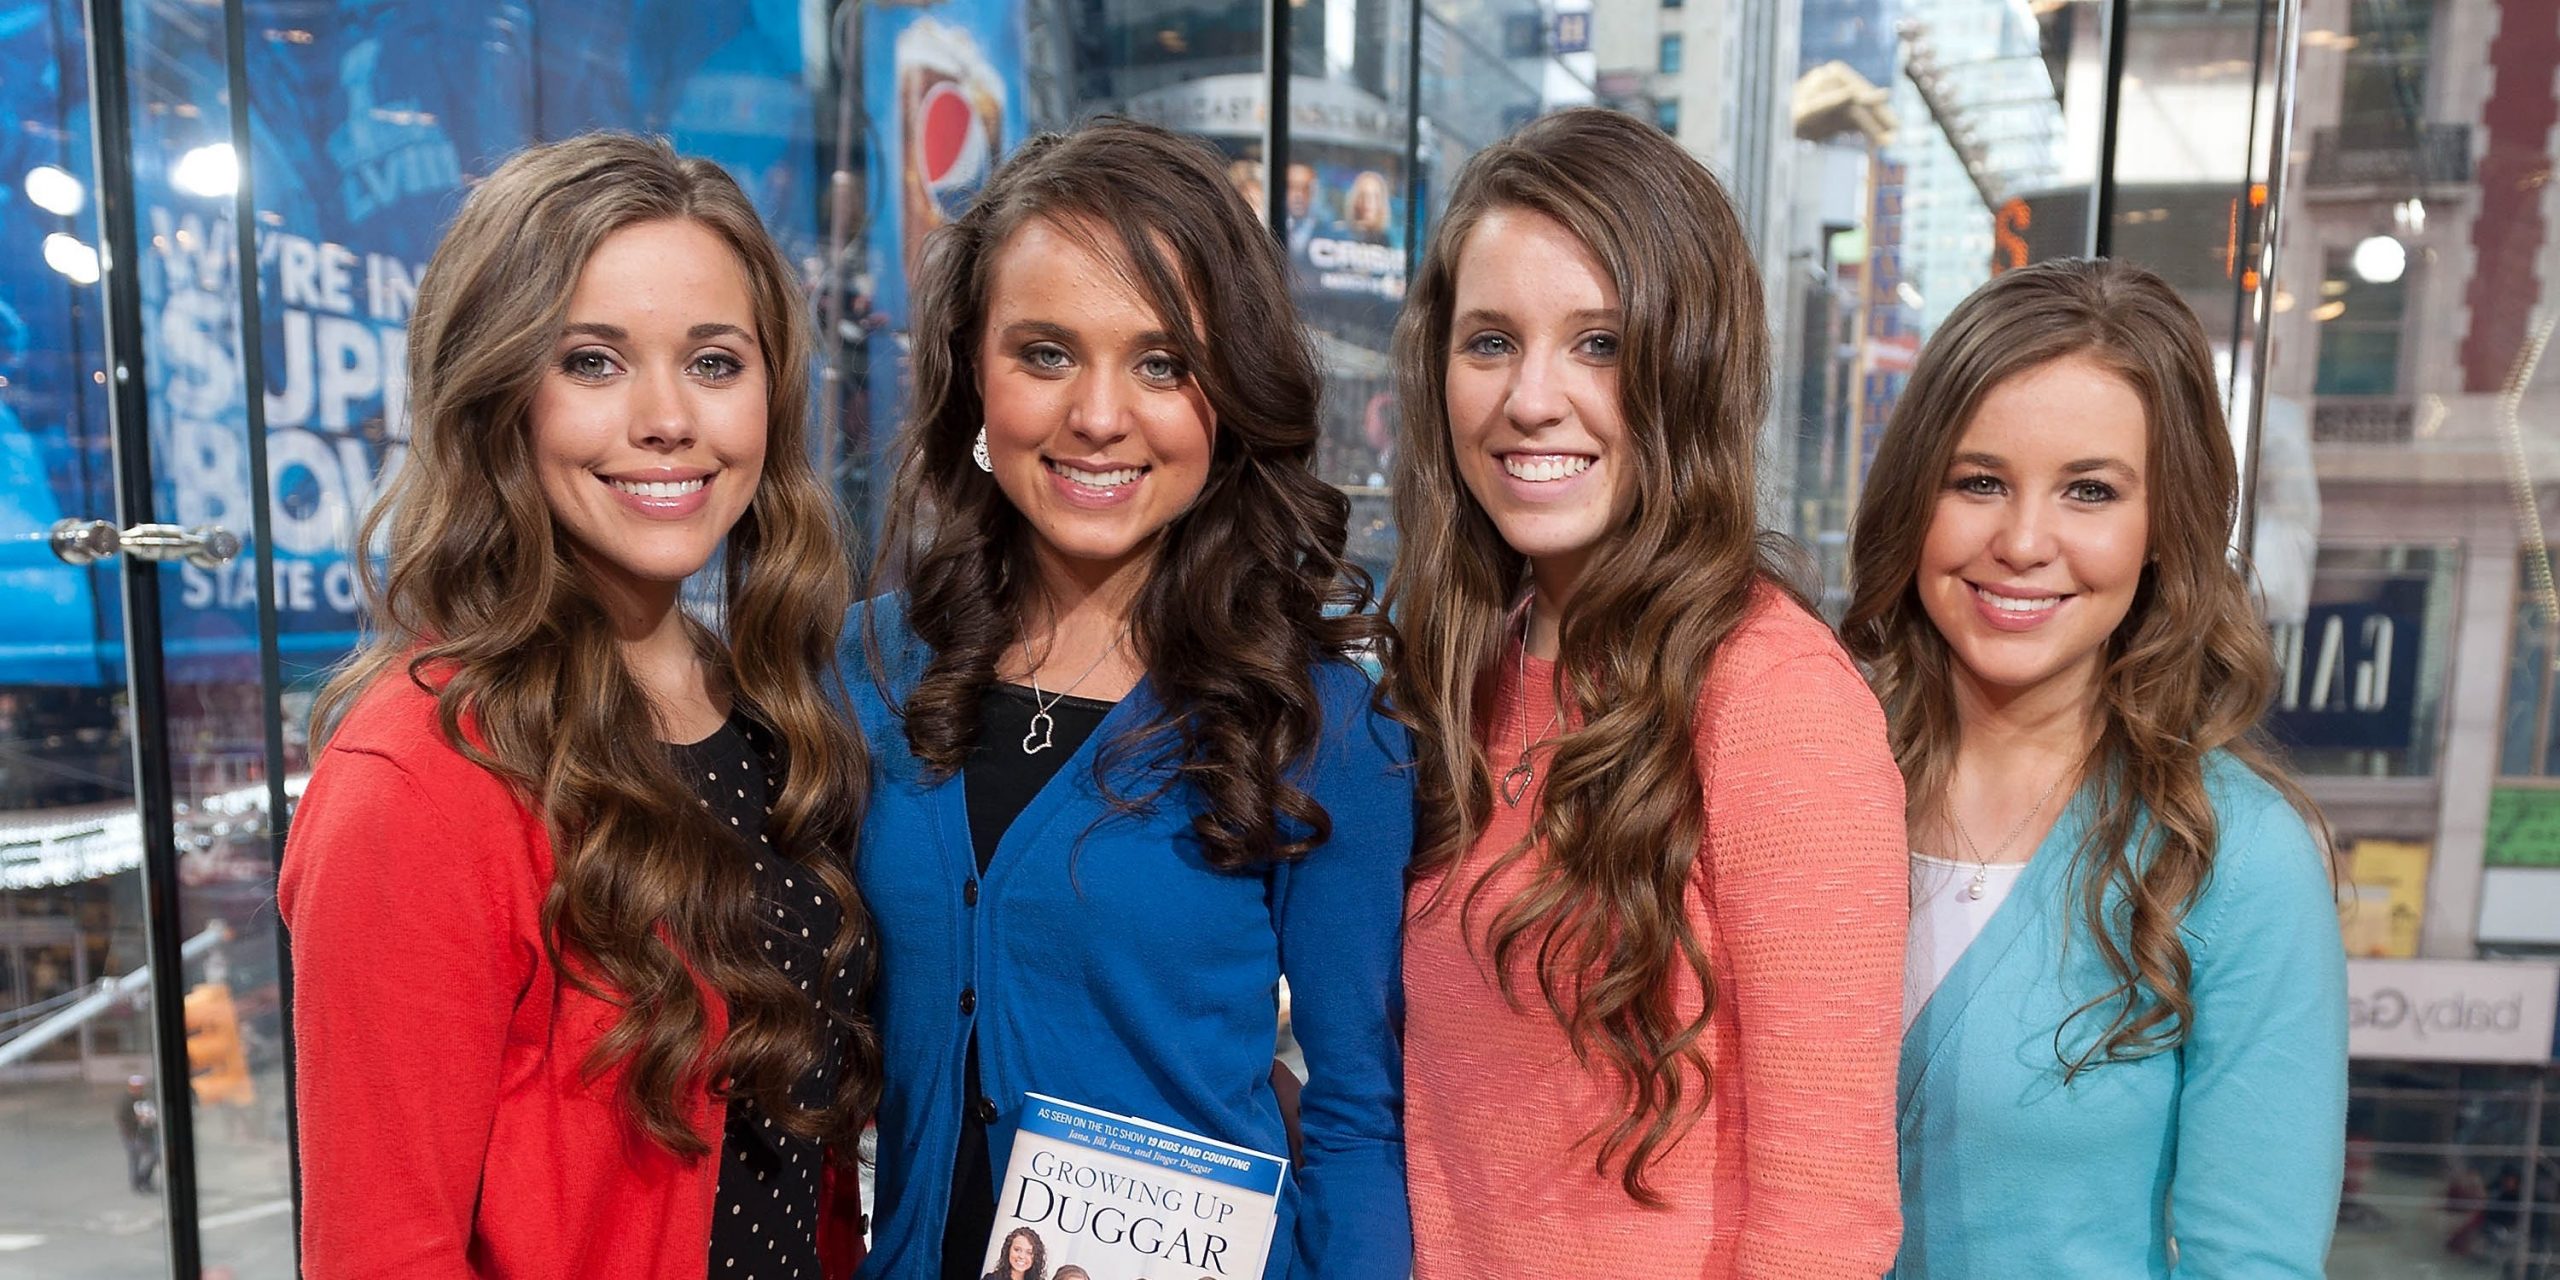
left=1381, top=107, right=1794, bottom=1202
left=313, top=132, right=877, bottom=1155
left=1841, top=257, right=2327, bottom=1077
left=868, top=118, right=1378, bottom=869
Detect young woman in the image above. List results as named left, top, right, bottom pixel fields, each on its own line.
left=1842, top=257, right=2347, bottom=1276
left=849, top=119, right=1412, bottom=1279
left=280, top=133, right=876, bottom=1278
left=983, top=1227, right=1044, bottom=1280
left=1387, top=107, right=1907, bottom=1277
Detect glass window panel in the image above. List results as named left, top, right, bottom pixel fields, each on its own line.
left=2317, top=327, right=2406, bottom=396
left=0, top=0, right=171, bottom=1272
left=1761, top=0, right=2081, bottom=604
left=1284, top=0, right=1416, bottom=582
left=2277, top=0, right=2560, bottom=1265
left=2500, top=549, right=2560, bottom=779
left=47, top=2, right=852, bottom=1273
left=2341, top=1062, right=2560, bottom=1278
left=113, top=0, right=300, bottom=1262
left=2337, top=0, right=2432, bottom=145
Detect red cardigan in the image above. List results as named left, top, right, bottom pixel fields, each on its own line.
left=279, top=673, right=866, bottom=1279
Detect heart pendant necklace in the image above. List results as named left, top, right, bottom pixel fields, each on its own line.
left=1501, top=600, right=1563, bottom=807
left=1022, top=626, right=1128, bottom=755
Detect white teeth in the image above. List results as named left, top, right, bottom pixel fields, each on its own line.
left=1502, top=454, right=1594, bottom=483
left=1976, top=587, right=2062, bottom=613
left=1047, top=460, right=1146, bottom=488
left=608, top=477, right=708, bottom=498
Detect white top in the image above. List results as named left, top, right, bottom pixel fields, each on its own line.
left=1904, top=851, right=2028, bottom=1031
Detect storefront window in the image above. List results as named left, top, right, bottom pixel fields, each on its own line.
left=2339, top=1061, right=2560, bottom=1277
left=2273, top=545, right=2457, bottom=781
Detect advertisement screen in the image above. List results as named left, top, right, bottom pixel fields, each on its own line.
left=0, top=0, right=825, bottom=687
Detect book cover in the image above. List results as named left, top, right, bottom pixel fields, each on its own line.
left=979, top=1092, right=1288, bottom=1280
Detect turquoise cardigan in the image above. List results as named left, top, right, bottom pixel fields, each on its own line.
left=1896, top=753, right=2347, bottom=1277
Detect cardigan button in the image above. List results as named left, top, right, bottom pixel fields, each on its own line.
left=973, top=1095, right=999, bottom=1124
left=964, top=879, right=979, bottom=906
left=959, top=987, right=976, bottom=1015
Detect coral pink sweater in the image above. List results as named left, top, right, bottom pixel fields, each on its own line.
left=1403, top=589, right=1906, bottom=1278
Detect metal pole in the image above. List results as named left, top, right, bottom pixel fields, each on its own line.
left=2236, top=0, right=2304, bottom=558
left=2515, top=1072, right=2544, bottom=1279
left=1401, top=0, right=1425, bottom=281
left=819, top=0, right=865, bottom=497
left=218, top=0, right=302, bottom=1249
left=1845, top=136, right=1881, bottom=520
left=78, top=0, right=205, bottom=1270
left=1261, top=0, right=1292, bottom=245
left=2090, top=0, right=2130, bottom=258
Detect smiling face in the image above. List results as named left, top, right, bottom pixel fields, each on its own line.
left=1442, top=206, right=1632, bottom=600
left=976, top=215, right=1216, bottom=594
left=528, top=217, right=766, bottom=609
left=1918, top=354, right=2151, bottom=712
left=1005, top=1233, right=1035, bottom=1273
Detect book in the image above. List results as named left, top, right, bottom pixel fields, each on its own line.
left=980, top=1092, right=1288, bottom=1280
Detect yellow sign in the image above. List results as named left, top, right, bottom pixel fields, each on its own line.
left=2339, top=839, right=2429, bottom=959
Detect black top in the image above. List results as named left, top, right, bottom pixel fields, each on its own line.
left=940, top=683, right=1113, bottom=1279
left=962, top=683, right=1115, bottom=871
left=677, top=714, right=864, bottom=1280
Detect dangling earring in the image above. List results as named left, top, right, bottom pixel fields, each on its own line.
left=972, top=427, right=994, bottom=473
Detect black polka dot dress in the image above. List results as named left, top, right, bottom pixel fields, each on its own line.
left=673, top=714, right=864, bottom=1280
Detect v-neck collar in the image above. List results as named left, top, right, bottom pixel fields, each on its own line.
left=1898, top=788, right=2090, bottom=1121
left=935, top=676, right=1156, bottom=890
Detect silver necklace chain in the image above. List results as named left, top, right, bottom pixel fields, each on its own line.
left=1019, top=627, right=1127, bottom=755
left=1946, top=764, right=2072, bottom=901
left=1500, top=600, right=1565, bottom=806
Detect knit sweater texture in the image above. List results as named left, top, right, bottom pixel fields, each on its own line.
left=1403, top=587, right=1907, bottom=1278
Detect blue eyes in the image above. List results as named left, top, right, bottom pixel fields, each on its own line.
left=1017, top=343, right=1187, bottom=385
left=1455, top=332, right=1619, bottom=359
left=557, top=349, right=746, bottom=384
left=1949, top=474, right=2121, bottom=504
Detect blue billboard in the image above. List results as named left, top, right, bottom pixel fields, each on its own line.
left=0, top=0, right=829, bottom=688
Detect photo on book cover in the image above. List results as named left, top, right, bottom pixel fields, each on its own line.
left=980, top=1093, right=1289, bottom=1280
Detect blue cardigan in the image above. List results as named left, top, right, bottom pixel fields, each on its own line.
left=845, top=598, right=1414, bottom=1280
left=1896, top=753, right=2347, bottom=1277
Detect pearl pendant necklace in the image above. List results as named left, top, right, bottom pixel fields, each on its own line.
left=1948, top=766, right=2072, bottom=900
